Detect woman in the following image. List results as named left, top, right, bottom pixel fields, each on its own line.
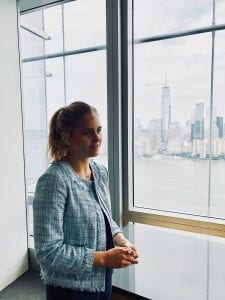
left=33, top=101, right=139, bottom=300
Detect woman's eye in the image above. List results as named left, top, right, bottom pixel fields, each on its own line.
left=82, top=128, right=102, bottom=135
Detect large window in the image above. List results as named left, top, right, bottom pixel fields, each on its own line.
left=133, top=0, right=225, bottom=220
left=20, top=0, right=107, bottom=245
left=19, top=1, right=225, bottom=299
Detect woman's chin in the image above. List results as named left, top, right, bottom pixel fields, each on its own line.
left=89, top=148, right=100, bottom=157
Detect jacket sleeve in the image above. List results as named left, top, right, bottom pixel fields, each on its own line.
left=33, top=172, right=95, bottom=276
left=100, top=164, right=123, bottom=237
left=111, top=219, right=123, bottom=237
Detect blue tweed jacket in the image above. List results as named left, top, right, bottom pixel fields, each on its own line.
left=33, top=159, right=122, bottom=291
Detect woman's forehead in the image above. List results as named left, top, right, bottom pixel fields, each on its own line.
left=76, top=112, right=101, bottom=128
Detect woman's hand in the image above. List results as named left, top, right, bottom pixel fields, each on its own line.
left=113, top=233, right=139, bottom=259
left=105, top=247, right=139, bottom=268
left=116, top=239, right=139, bottom=259
left=94, top=247, right=139, bottom=268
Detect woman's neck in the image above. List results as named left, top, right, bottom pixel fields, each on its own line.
left=67, top=156, right=92, bottom=180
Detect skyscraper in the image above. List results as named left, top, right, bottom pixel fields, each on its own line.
left=161, top=79, right=171, bottom=144
left=191, top=123, right=195, bottom=141
left=191, top=102, right=204, bottom=141
left=195, top=102, right=204, bottom=121
left=216, top=116, right=223, bottom=138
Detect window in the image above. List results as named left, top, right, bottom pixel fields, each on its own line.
left=20, top=0, right=107, bottom=246
left=131, top=0, right=225, bottom=222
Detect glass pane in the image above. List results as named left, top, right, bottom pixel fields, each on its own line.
left=20, top=11, right=44, bottom=58
left=208, top=236, right=225, bottom=299
left=64, top=0, right=106, bottom=50
left=133, top=34, right=212, bottom=215
left=44, top=5, right=63, bottom=54
left=21, top=10, right=44, bottom=28
left=66, top=50, right=108, bottom=166
left=20, top=2, right=107, bottom=248
left=210, top=30, right=225, bottom=218
left=114, top=223, right=225, bottom=300
left=215, top=0, right=225, bottom=24
left=22, top=61, right=48, bottom=194
left=134, top=0, right=213, bottom=39
left=45, top=58, right=65, bottom=122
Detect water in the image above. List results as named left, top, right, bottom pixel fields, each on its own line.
left=25, top=134, right=225, bottom=221
left=134, top=157, right=225, bottom=219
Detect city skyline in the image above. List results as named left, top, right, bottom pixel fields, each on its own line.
left=134, top=80, right=225, bottom=159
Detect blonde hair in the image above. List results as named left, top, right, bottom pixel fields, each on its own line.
left=48, top=101, right=98, bottom=161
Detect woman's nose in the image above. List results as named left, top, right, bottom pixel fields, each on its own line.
left=93, top=132, right=101, bottom=142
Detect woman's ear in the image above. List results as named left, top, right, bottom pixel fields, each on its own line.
left=61, top=132, right=70, bottom=146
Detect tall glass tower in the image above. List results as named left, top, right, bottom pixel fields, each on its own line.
left=192, top=102, right=204, bottom=140
left=161, top=79, right=171, bottom=144
left=216, top=116, right=223, bottom=138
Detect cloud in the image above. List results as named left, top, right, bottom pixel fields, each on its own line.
left=133, top=0, right=225, bottom=127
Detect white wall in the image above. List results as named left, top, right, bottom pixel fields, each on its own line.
left=0, top=0, right=28, bottom=291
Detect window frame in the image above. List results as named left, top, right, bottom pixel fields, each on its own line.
left=116, top=0, right=225, bottom=238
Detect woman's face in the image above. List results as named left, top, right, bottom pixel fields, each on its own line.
left=68, top=111, right=102, bottom=159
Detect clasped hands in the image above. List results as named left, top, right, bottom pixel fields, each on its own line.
left=93, top=233, right=139, bottom=269
left=109, top=233, right=139, bottom=268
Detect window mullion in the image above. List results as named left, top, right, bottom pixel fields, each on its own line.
left=121, top=0, right=134, bottom=225
left=106, top=0, right=123, bottom=226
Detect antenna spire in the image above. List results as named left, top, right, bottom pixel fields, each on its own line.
left=165, top=72, right=168, bottom=87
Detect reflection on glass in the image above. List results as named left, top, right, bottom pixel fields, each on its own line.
left=210, top=30, right=225, bottom=219
left=44, top=5, right=63, bottom=54
left=21, top=10, right=44, bottom=28
left=66, top=50, right=107, bottom=166
left=215, top=0, right=225, bottom=24
left=20, top=4, right=108, bottom=245
left=133, top=34, right=212, bottom=215
left=114, top=223, right=225, bottom=300
left=45, top=58, right=65, bottom=121
left=134, top=0, right=213, bottom=39
left=20, top=11, right=44, bottom=58
left=64, top=0, right=106, bottom=50
left=21, top=1, right=108, bottom=187
left=22, top=61, right=48, bottom=194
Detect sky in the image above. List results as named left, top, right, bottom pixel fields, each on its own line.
left=133, top=0, right=225, bottom=127
left=21, top=0, right=225, bottom=130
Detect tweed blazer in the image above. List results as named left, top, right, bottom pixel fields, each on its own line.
left=33, top=159, right=122, bottom=291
